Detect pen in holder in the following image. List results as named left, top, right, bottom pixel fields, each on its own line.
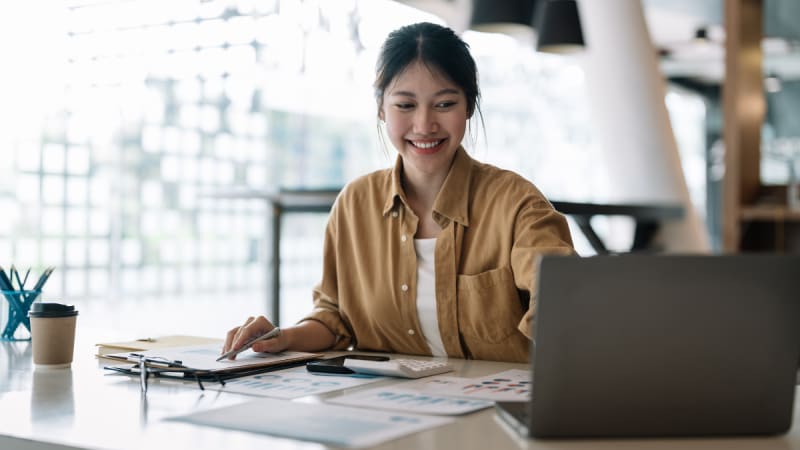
left=0, top=265, right=54, bottom=341
left=1, top=289, right=42, bottom=341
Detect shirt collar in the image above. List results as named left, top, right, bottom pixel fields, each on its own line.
left=382, top=156, right=407, bottom=216
left=382, top=146, right=473, bottom=227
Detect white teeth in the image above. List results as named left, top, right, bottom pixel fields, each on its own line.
left=412, top=140, right=442, bottom=149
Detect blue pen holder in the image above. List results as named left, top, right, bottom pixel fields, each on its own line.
left=1, top=289, right=41, bottom=341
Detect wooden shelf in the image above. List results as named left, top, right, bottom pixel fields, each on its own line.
left=722, top=2, right=800, bottom=251
left=739, top=205, right=800, bottom=222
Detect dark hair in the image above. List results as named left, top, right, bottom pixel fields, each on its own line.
left=374, top=22, right=481, bottom=119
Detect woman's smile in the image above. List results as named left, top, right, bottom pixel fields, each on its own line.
left=408, top=138, right=447, bottom=154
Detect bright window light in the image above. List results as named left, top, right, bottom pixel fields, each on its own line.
left=42, top=177, right=65, bottom=205
left=89, top=209, right=110, bottom=236
left=66, top=210, right=87, bottom=235
left=42, top=145, right=66, bottom=173
left=66, top=179, right=88, bottom=206
left=89, top=240, right=110, bottom=266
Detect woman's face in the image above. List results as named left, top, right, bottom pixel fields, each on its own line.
left=380, top=61, right=468, bottom=179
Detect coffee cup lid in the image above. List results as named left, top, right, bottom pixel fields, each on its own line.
left=29, top=303, right=79, bottom=318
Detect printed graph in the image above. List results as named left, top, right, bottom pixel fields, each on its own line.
left=207, top=366, right=381, bottom=399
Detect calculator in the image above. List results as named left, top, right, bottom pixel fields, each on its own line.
left=342, top=358, right=454, bottom=379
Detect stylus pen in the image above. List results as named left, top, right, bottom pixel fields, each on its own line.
left=216, top=327, right=282, bottom=361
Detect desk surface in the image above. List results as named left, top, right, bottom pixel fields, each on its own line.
left=2, top=331, right=799, bottom=450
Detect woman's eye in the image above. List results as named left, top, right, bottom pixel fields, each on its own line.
left=436, top=101, right=456, bottom=108
left=395, top=103, right=414, bottom=110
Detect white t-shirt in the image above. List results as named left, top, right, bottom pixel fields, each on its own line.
left=414, top=238, right=446, bottom=357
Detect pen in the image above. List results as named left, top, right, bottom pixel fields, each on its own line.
left=0, top=267, right=12, bottom=291
left=32, top=267, right=55, bottom=292
left=129, top=353, right=185, bottom=368
left=139, top=355, right=148, bottom=394
left=20, top=268, right=30, bottom=289
left=10, top=265, right=19, bottom=289
left=216, top=327, right=281, bottom=361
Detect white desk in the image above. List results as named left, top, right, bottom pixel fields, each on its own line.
left=2, top=331, right=799, bottom=450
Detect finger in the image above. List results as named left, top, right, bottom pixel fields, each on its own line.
left=222, top=326, right=241, bottom=354
left=231, top=316, right=273, bottom=352
left=223, top=317, right=257, bottom=357
left=230, top=317, right=257, bottom=349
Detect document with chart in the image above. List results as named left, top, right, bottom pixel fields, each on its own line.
left=170, top=397, right=453, bottom=448
left=205, top=366, right=382, bottom=399
left=413, top=369, right=531, bottom=402
left=327, top=386, right=493, bottom=415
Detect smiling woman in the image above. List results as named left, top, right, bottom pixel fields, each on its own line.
left=223, top=22, right=575, bottom=364
left=379, top=61, right=469, bottom=227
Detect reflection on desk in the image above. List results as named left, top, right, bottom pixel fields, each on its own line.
left=2, top=333, right=800, bottom=450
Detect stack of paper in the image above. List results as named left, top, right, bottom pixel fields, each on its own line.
left=96, top=335, right=223, bottom=356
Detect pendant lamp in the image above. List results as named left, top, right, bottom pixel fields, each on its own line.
left=470, top=0, right=537, bottom=42
left=535, top=0, right=585, bottom=53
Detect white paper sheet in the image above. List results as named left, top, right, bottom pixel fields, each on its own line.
left=327, top=386, right=493, bottom=415
left=206, top=366, right=383, bottom=399
left=169, top=397, right=453, bottom=448
left=414, top=369, right=531, bottom=402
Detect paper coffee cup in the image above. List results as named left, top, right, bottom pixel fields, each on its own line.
left=29, top=303, right=79, bottom=369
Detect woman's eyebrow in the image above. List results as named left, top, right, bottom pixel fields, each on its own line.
left=390, top=90, right=416, bottom=97
left=389, top=88, right=460, bottom=97
left=433, top=88, right=460, bottom=96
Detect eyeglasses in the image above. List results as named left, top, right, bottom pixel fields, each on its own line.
left=106, top=354, right=227, bottom=394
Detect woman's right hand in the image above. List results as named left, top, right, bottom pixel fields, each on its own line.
left=222, top=316, right=289, bottom=359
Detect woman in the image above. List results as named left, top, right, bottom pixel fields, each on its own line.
left=223, top=22, right=574, bottom=363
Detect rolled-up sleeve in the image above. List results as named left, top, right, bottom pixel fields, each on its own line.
left=510, top=200, right=575, bottom=338
left=301, top=199, right=354, bottom=350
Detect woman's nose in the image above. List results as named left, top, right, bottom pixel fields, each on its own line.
left=413, top=109, right=438, bottom=134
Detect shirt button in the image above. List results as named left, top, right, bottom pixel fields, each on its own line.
left=401, top=284, right=408, bottom=292
left=407, top=329, right=415, bottom=335
left=392, top=211, right=398, bottom=218
left=400, top=235, right=407, bottom=242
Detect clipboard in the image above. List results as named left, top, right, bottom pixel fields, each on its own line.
left=104, top=358, right=311, bottom=384
left=102, top=344, right=321, bottom=375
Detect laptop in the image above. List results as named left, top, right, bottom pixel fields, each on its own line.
left=496, top=254, right=800, bottom=438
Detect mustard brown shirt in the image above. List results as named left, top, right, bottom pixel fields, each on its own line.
left=302, top=147, right=574, bottom=363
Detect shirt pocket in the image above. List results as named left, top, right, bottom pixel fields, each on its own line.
left=457, top=267, right=523, bottom=344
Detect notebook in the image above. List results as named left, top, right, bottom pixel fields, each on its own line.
left=496, top=254, right=800, bottom=438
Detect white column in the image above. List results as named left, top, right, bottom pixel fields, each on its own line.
left=577, top=0, right=710, bottom=252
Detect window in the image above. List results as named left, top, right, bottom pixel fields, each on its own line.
left=0, top=0, right=705, bottom=332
